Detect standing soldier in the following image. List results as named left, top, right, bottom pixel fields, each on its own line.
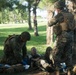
left=66, top=0, right=76, bottom=68
left=72, top=0, right=76, bottom=67
left=48, top=0, right=75, bottom=74
left=0, top=31, right=31, bottom=65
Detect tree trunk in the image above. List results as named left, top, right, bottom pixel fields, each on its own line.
left=33, top=6, right=39, bottom=36
left=46, top=10, right=54, bottom=45
left=46, top=26, right=54, bottom=45
left=28, top=2, right=32, bottom=30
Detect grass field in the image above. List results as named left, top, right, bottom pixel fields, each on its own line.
left=0, top=22, right=51, bottom=75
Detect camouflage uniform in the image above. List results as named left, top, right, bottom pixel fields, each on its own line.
left=71, top=1, right=76, bottom=66
left=53, top=31, right=72, bottom=67
left=0, top=31, right=31, bottom=65
left=49, top=1, right=75, bottom=68
left=66, top=0, right=76, bottom=65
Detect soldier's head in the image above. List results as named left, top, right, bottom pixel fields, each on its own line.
left=54, top=1, right=65, bottom=10
left=20, top=31, right=31, bottom=42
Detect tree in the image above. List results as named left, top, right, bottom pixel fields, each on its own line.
left=0, top=0, right=11, bottom=23
left=0, top=0, right=7, bottom=10
left=39, top=0, right=55, bottom=45
left=22, top=0, right=41, bottom=35
left=0, top=0, right=28, bottom=23
left=0, top=0, right=41, bottom=36
left=19, top=0, right=35, bottom=30
left=28, top=0, right=32, bottom=29
left=32, top=0, right=40, bottom=36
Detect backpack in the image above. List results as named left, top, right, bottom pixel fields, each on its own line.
left=4, top=34, right=16, bottom=45
left=61, top=12, right=75, bottom=31
left=4, top=34, right=16, bottom=52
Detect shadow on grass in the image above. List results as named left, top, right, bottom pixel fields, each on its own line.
left=0, top=24, right=46, bottom=57
left=28, top=35, right=46, bottom=46
left=0, top=37, right=6, bottom=46
left=0, top=49, right=4, bottom=59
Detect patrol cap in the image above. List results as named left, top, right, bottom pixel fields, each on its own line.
left=20, top=31, right=31, bottom=41
left=54, top=0, right=65, bottom=10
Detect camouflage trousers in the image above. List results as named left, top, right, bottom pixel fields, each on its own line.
left=0, top=55, right=19, bottom=65
left=53, top=32, right=72, bottom=67
left=53, top=47, right=72, bottom=69
left=72, top=29, right=76, bottom=65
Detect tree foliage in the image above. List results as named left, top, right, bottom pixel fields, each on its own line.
left=0, top=0, right=7, bottom=10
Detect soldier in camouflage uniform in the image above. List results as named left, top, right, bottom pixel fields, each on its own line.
left=66, top=0, right=76, bottom=67
left=48, top=0, right=75, bottom=69
left=0, top=31, right=31, bottom=65
left=71, top=0, right=76, bottom=66
left=72, top=0, right=76, bottom=67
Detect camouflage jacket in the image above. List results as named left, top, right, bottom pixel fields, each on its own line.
left=4, top=35, right=27, bottom=63
left=48, top=10, right=75, bottom=31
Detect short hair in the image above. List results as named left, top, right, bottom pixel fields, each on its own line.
left=20, top=31, right=31, bottom=41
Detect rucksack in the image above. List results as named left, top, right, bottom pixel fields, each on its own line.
left=61, top=12, right=75, bottom=31
left=4, top=34, right=16, bottom=45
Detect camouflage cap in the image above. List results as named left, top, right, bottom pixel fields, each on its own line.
left=20, top=31, right=31, bottom=41
left=54, top=1, right=65, bottom=10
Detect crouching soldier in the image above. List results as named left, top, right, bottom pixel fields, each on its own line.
left=0, top=31, right=31, bottom=65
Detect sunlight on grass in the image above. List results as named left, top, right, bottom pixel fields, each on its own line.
left=0, top=22, right=50, bottom=57
left=0, top=46, right=3, bottom=50
left=0, top=23, right=28, bottom=29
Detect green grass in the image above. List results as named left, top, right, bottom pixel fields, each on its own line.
left=0, top=22, right=48, bottom=58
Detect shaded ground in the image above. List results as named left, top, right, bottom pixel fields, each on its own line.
left=0, top=70, right=50, bottom=75
left=0, top=67, right=55, bottom=75
left=22, top=67, right=50, bottom=75
left=0, top=67, right=67, bottom=75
